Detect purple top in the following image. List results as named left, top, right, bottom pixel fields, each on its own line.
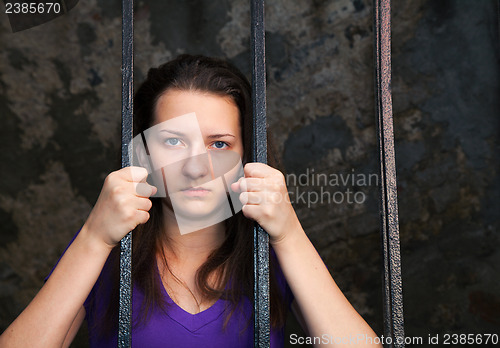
left=47, top=230, right=294, bottom=347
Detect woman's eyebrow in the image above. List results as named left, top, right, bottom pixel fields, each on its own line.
left=206, top=133, right=235, bottom=139
left=159, top=129, right=185, bottom=136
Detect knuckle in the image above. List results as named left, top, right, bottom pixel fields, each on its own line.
left=132, top=167, right=148, bottom=181
left=105, top=172, right=116, bottom=185
left=271, top=183, right=280, bottom=192
left=134, top=183, right=144, bottom=196
left=123, top=208, right=136, bottom=222
left=239, top=192, right=248, bottom=205
left=115, top=195, right=129, bottom=209
left=244, top=163, right=255, bottom=173
left=139, top=211, right=150, bottom=223
left=242, top=204, right=251, bottom=215
left=111, top=184, right=124, bottom=196
left=262, top=207, right=273, bottom=219
left=138, top=166, right=148, bottom=176
left=256, top=193, right=264, bottom=204
left=240, top=178, right=247, bottom=191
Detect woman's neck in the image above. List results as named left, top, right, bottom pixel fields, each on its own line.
left=157, top=202, right=227, bottom=309
left=160, top=202, right=226, bottom=264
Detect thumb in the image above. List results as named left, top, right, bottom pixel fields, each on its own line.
left=231, top=177, right=243, bottom=192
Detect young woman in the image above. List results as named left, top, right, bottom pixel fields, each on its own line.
left=0, top=55, right=381, bottom=347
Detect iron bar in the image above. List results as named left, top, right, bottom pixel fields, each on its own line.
left=250, top=0, right=270, bottom=347
left=119, top=0, right=134, bottom=346
left=372, top=0, right=405, bottom=347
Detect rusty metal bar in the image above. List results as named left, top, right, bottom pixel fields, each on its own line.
left=372, top=0, right=405, bottom=347
left=119, top=0, right=134, bottom=346
left=250, top=0, right=270, bottom=347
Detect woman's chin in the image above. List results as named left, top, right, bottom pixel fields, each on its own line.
left=171, top=201, right=232, bottom=235
left=172, top=201, right=228, bottom=220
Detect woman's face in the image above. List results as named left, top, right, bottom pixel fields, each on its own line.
left=142, top=89, right=244, bottom=234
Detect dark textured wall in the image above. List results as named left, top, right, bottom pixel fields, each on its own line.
left=393, top=0, right=500, bottom=339
left=0, top=0, right=498, bottom=347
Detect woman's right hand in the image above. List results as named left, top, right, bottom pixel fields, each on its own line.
left=0, top=166, right=156, bottom=348
left=83, top=166, right=157, bottom=249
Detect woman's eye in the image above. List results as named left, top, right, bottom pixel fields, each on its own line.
left=211, top=141, right=228, bottom=149
left=165, top=138, right=181, bottom=146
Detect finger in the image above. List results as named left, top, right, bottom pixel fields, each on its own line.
left=239, top=192, right=266, bottom=205
left=239, top=178, right=266, bottom=192
left=230, top=176, right=244, bottom=193
left=241, top=204, right=260, bottom=221
left=243, top=191, right=286, bottom=205
left=124, top=166, right=149, bottom=183
left=230, top=181, right=240, bottom=193
left=243, top=163, right=274, bottom=178
left=134, top=182, right=157, bottom=197
left=135, top=210, right=150, bottom=225
left=135, top=197, right=153, bottom=212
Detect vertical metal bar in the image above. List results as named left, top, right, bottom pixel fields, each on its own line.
left=119, top=0, right=133, bottom=347
left=250, top=0, right=270, bottom=347
left=372, top=0, right=405, bottom=347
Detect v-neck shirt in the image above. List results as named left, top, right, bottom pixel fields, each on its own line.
left=48, top=230, right=294, bottom=347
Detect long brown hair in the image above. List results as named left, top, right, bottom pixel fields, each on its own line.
left=96, top=55, right=290, bottom=338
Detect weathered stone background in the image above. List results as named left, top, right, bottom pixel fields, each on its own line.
left=0, top=0, right=498, bottom=347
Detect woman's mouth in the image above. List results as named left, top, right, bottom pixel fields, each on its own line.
left=181, top=187, right=211, bottom=197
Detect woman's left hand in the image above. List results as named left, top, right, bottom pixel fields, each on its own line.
left=230, top=163, right=300, bottom=244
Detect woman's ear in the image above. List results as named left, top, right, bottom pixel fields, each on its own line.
left=132, top=134, right=153, bottom=173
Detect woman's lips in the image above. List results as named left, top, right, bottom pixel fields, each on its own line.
left=181, top=187, right=211, bottom=197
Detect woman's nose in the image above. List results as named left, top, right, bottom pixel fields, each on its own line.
left=181, top=152, right=210, bottom=180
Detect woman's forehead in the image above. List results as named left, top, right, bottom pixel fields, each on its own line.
left=153, top=89, right=241, bottom=131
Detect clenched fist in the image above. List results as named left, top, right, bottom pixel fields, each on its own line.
left=82, top=166, right=157, bottom=249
